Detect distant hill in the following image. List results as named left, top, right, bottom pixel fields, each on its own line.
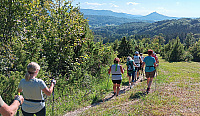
left=80, top=9, right=179, bottom=28
left=80, top=9, right=142, bottom=19
left=135, top=12, right=178, bottom=21
left=84, top=15, right=152, bottom=28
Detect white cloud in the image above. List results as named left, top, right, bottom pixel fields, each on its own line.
left=126, top=2, right=139, bottom=6
left=176, top=2, right=180, bottom=5
left=85, top=2, right=103, bottom=6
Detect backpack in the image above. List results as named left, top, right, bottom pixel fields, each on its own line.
left=127, top=61, right=133, bottom=71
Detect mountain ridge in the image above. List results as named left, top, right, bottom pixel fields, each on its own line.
left=80, top=9, right=179, bottom=28
left=80, top=9, right=179, bottom=21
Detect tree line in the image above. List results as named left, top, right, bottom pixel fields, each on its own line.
left=111, top=33, right=200, bottom=62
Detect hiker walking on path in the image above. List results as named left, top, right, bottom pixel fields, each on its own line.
left=152, top=52, right=159, bottom=64
left=0, top=95, right=24, bottom=116
left=18, top=62, right=56, bottom=116
left=133, top=51, right=142, bottom=80
left=108, top=58, right=124, bottom=96
left=142, top=49, right=157, bottom=94
left=126, top=56, right=138, bottom=89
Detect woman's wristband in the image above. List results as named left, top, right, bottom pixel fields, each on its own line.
left=14, top=96, right=21, bottom=105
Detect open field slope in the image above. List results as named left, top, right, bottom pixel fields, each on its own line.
left=65, top=55, right=200, bottom=116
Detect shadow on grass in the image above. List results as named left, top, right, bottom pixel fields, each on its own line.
left=129, top=91, right=147, bottom=100
left=91, top=95, right=103, bottom=105
left=122, top=81, right=129, bottom=86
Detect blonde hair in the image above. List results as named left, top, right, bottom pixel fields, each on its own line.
left=25, top=62, right=40, bottom=81
left=127, top=56, right=132, bottom=62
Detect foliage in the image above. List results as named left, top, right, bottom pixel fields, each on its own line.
left=117, top=37, right=134, bottom=58
left=161, top=37, right=185, bottom=62
left=189, top=40, right=200, bottom=61
left=92, top=18, right=200, bottom=44
left=0, top=0, right=115, bottom=115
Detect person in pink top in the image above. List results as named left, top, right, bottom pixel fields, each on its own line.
left=152, top=52, right=159, bottom=64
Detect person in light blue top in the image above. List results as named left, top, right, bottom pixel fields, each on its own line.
left=142, top=49, right=157, bottom=94
left=108, top=58, right=124, bottom=96
left=18, top=62, right=56, bottom=116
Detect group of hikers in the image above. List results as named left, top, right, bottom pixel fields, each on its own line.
left=0, top=50, right=159, bottom=116
left=108, top=49, right=159, bottom=97
left=0, top=62, right=56, bottom=116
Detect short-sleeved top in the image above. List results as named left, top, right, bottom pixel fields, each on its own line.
left=0, top=96, right=5, bottom=107
left=133, top=56, right=140, bottom=67
left=18, top=78, right=47, bottom=113
left=111, top=64, right=122, bottom=80
left=143, top=56, right=156, bottom=72
left=152, top=55, right=158, bottom=63
left=126, top=60, right=135, bottom=73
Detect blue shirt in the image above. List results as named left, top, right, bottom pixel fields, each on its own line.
left=143, top=56, right=156, bottom=72
left=18, top=78, right=47, bottom=113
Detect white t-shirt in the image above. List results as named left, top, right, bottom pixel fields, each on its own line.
left=18, top=78, right=47, bottom=113
left=0, top=96, right=5, bottom=107
left=133, top=56, right=140, bottom=67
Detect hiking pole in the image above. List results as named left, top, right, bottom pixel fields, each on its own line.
left=155, top=66, right=158, bottom=92
left=123, top=71, right=125, bottom=93
left=16, top=92, right=21, bottom=116
left=50, top=77, right=56, bottom=116
left=107, top=74, right=110, bottom=90
left=155, top=65, right=159, bottom=92
left=123, top=68, right=125, bottom=93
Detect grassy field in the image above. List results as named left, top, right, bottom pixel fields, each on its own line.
left=78, top=55, right=200, bottom=116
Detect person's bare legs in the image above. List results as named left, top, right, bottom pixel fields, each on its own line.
left=113, top=83, right=117, bottom=94
left=116, top=84, right=120, bottom=96
left=146, top=77, right=153, bottom=93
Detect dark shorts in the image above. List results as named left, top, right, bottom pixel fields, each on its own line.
left=135, top=67, right=141, bottom=71
left=145, top=70, right=156, bottom=78
left=112, top=80, right=122, bottom=84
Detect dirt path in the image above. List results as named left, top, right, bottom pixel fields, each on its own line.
left=63, top=75, right=145, bottom=116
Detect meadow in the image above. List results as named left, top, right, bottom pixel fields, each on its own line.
left=75, top=55, right=200, bottom=116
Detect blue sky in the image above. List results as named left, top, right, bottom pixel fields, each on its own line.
left=71, top=0, right=200, bottom=18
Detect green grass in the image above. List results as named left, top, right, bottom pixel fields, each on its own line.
left=77, top=55, right=200, bottom=116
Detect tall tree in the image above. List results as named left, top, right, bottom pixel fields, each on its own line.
left=169, top=37, right=185, bottom=62
left=117, top=37, right=133, bottom=58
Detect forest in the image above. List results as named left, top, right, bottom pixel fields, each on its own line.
left=92, top=18, right=200, bottom=44
left=1, top=0, right=200, bottom=115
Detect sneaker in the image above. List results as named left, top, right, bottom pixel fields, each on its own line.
left=113, top=92, right=116, bottom=96
left=129, top=83, right=131, bottom=89
left=146, top=88, right=150, bottom=94
left=130, top=85, right=132, bottom=89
